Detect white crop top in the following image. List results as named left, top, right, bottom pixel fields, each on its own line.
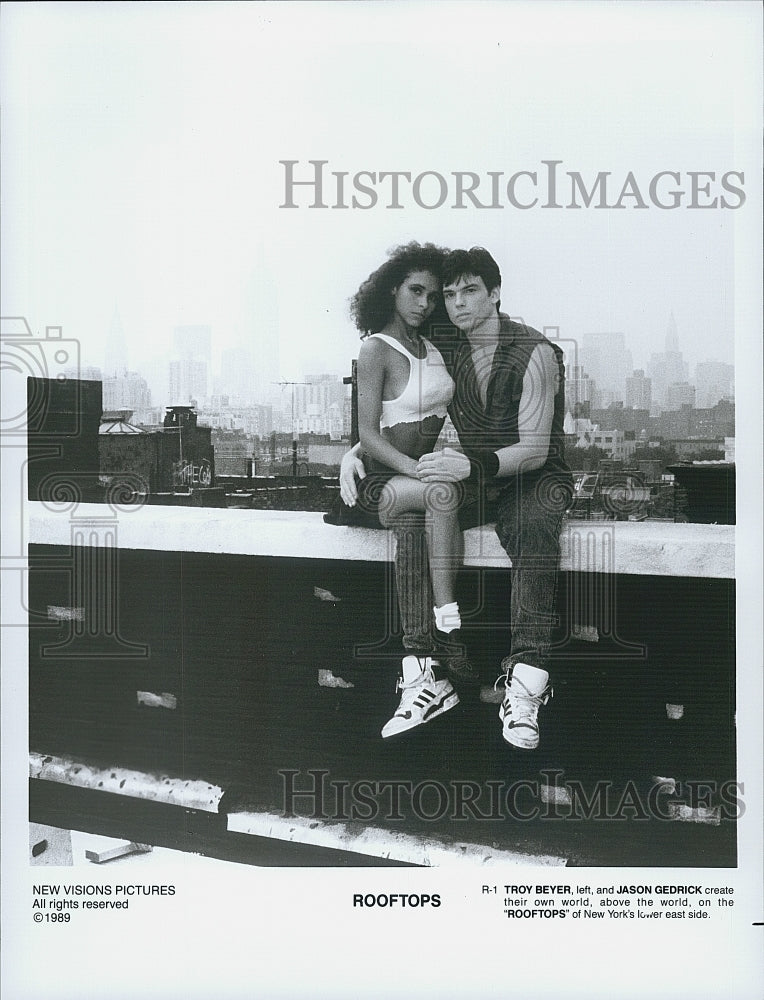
left=369, top=333, right=455, bottom=429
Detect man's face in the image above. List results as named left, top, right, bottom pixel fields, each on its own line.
left=442, top=274, right=500, bottom=331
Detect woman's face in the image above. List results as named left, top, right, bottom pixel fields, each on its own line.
left=392, top=270, right=440, bottom=329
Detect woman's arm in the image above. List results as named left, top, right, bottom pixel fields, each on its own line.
left=339, top=442, right=365, bottom=506
left=357, top=339, right=419, bottom=477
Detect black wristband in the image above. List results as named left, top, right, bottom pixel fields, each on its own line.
left=468, top=450, right=500, bottom=482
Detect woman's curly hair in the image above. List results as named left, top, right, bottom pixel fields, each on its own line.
left=350, top=241, right=449, bottom=337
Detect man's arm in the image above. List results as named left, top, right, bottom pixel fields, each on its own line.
left=495, top=341, right=558, bottom=475
left=416, top=342, right=559, bottom=482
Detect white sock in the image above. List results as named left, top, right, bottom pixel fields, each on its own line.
left=511, top=662, right=549, bottom=694
left=434, top=602, right=461, bottom=633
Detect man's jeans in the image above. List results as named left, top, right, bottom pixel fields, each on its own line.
left=391, top=474, right=571, bottom=674
left=391, top=513, right=434, bottom=656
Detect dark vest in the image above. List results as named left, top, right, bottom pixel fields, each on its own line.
left=442, top=315, right=571, bottom=484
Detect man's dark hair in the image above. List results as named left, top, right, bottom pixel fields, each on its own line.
left=350, top=241, right=448, bottom=336
left=442, top=247, right=502, bottom=310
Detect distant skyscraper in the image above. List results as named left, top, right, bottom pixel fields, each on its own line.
left=625, top=369, right=652, bottom=411
left=221, top=347, right=257, bottom=402
left=293, top=374, right=349, bottom=436
left=140, top=356, right=170, bottom=411
left=694, top=361, right=734, bottom=409
left=666, top=381, right=696, bottom=410
left=168, top=359, right=208, bottom=404
left=104, top=308, right=129, bottom=377
left=173, top=325, right=211, bottom=362
left=103, top=372, right=152, bottom=413
left=647, top=312, right=689, bottom=412
left=565, top=363, right=595, bottom=415
left=243, top=404, right=274, bottom=438
left=66, top=365, right=103, bottom=382
left=581, top=332, right=632, bottom=406
left=167, top=325, right=212, bottom=406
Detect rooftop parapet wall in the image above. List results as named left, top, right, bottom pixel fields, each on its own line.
left=26, top=506, right=737, bottom=867
left=27, top=503, right=734, bottom=579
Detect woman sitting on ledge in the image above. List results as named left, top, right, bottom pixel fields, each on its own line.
left=343, top=242, right=471, bottom=737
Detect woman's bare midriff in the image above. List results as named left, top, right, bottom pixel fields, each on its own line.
left=365, top=414, right=445, bottom=473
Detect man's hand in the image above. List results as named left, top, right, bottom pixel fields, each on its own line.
left=416, top=447, right=471, bottom=482
left=339, top=447, right=366, bottom=506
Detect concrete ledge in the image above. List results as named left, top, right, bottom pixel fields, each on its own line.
left=226, top=810, right=567, bottom=867
left=29, top=752, right=224, bottom=813
left=28, top=502, right=734, bottom=579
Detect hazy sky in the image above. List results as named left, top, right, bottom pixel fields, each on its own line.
left=2, top=2, right=760, bottom=386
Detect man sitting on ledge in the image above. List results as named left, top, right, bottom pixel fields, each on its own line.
left=340, top=246, right=573, bottom=749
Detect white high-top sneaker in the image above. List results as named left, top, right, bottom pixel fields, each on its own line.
left=498, top=663, right=553, bottom=750
left=381, top=655, right=460, bottom=738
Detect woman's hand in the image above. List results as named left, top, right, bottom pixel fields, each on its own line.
left=339, top=444, right=366, bottom=506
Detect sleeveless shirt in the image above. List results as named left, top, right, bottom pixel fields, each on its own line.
left=447, top=315, right=572, bottom=485
left=368, top=333, right=454, bottom=429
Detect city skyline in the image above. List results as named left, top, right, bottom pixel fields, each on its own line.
left=97, top=340, right=734, bottom=443
left=93, top=305, right=733, bottom=417
left=30, top=281, right=737, bottom=395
